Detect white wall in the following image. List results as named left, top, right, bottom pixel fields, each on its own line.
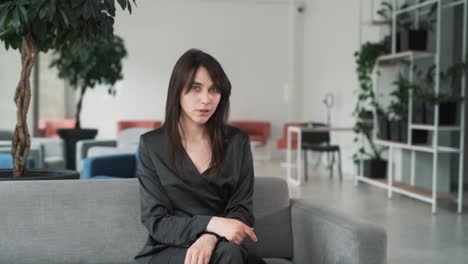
left=301, top=0, right=362, bottom=174
left=80, top=0, right=293, bottom=144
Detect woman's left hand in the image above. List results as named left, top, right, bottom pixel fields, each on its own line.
left=184, top=233, right=218, bottom=264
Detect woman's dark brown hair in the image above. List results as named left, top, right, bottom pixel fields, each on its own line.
left=164, top=49, right=231, bottom=176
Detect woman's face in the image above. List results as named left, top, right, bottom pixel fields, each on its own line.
left=180, top=66, right=221, bottom=126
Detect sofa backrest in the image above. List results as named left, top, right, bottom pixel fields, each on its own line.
left=250, top=177, right=293, bottom=259
left=0, top=177, right=293, bottom=263
left=0, top=179, right=146, bottom=264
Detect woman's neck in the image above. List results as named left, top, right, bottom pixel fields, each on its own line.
left=179, top=116, right=207, bottom=143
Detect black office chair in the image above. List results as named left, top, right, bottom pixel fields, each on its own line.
left=301, top=122, right=342, bottom=181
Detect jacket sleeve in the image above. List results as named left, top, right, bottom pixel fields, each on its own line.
left=137, top=136, right=212, bottom=247
left=224, top=133, right=255, bottom=227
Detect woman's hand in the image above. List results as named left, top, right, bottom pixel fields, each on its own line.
left=206, top=216, right=258, bottom=245
left=184, top=233, right=218, bottom=264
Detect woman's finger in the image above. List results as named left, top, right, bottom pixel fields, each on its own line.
left=204, top=253, right=212, bottom=264
left=244, top=227, right=258, bottom=242
left=197, top=254, right=204, bottom=264
left=184, top=251, right=191, bottom=264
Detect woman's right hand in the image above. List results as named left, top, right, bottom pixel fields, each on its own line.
left=206, top=216, right=258, bottom=245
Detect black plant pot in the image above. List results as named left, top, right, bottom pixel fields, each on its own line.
left=383, top=33, right=402, bottom=54
left=400, top=121, right=408, bottom=143
left=389, top=120, right=400, bottom=142
left=412, top=100, right=425, bottom=124
left=412, top=130, right=429, bottom=145
left=363, top=159, right=387, bottom=179
left=0, top=168, right=79, bottom=181
left=400, top=30, right=428, bottom=51
left=424, top=102, right=458, bottom=125
left=377, top=115, right=390, bottom=140
left=57, top=128, right=98, bottom=170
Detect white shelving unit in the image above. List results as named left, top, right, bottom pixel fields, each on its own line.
left=356, top=0, right=467, bottom=213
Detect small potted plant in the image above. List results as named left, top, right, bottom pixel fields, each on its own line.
left=0, top=0, right=135, bottom=178
left=388, top=73, right=410, bottom=142
left=354, top=41, right=388, bottom=178
left=378, top=0, right=436, bottom=53
left=49, top=34, right=128, bottom=170
left=413, top=57, right=468, bottom=126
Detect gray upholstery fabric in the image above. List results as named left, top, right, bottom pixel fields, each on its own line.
left=0, top=129, right=13, bottom=140
left=290, top=199, right=387, bottom=264
left=247, top=177, right=293, bottom=259
left=0, top=177, right=386, bottom=264
left=264, top=258, right=294, bottom=264
left=0, top=179, right=146, bottom=264
left=32, top=137, right=65, bottom=169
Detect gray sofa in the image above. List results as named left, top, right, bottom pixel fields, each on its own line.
left=0, top=177, right=386, bottom=264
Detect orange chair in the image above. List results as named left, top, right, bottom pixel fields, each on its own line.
left=38, top=119, right=76, bottom=138
left=228, top=121, right=271, bottom=147
left=276, top=122, right=302, bottom=150
left=116, top=120, right=162, bottom=135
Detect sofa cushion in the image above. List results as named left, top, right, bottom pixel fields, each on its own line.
left=246, top=177, right=293, bottom=259
left=0, top=179, right=147, bottom=264
left=0, top=177, right=294, bottom=263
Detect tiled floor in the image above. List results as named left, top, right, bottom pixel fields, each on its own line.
left=254, top=158, right=468, bottom=264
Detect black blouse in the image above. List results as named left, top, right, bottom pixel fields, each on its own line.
left=134, top=125, right=255, bottom=260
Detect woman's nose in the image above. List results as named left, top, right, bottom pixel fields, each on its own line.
left=200, top=90, right=211, bottom=104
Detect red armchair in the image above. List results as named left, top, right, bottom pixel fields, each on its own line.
left=116, top=120, right=162, bottom=135
left=38, top=119, right=76, bottom=138
left=228, top=121, right=271, bottom=147
left=276, top=122, right=302, bottom=150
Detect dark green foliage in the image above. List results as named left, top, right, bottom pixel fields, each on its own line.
left=388, top=73, right=413, bottom=121
left=353, top=42, right=387, bottom=163
left=50, top=35, right=127, bottom=96
left=0, top=0, right=135, bottom=51
left=377, top=0, right=437, bottom=32
left=413, top=55, right=468, bottom=104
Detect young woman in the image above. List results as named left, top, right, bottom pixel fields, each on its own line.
left=134, top=49, right=265, bottom=264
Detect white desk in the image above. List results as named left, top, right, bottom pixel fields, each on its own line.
left=286, top=126, right=354, bottom=186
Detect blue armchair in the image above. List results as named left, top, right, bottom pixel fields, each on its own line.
left=0, top=153, right=35, bottom=169
left=81, top=153, right=137, bottom=179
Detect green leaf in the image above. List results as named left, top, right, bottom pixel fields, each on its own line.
left=18, top=5, right=27, bottom=24
left=11, top=6, right=20, bottom=33
left=49, top=0, right=56, bottom=21
left=127, top=0, right=132, bottom=14
left=38, top=3, right=49, bottom=19
left=59, top=7, right=69, bottom=27
left=0, top=2, right=14, bottom=13
left=117, top=0, right=126, bottom=10
left=0, top=7, right=11, bottom=30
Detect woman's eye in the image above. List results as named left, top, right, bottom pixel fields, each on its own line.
left=191, top=85, right=201, bottom=91
left=210, top=86, right=220, bottom=93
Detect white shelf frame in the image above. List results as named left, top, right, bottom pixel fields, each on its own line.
left=356, top=0, right=466, bottom=214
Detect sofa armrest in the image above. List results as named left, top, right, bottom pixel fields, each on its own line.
left=76, top=139, right=117, bottom=172
left=81, top=154, right=137, bottom=179
left=290, top=199, right=386, bottom=264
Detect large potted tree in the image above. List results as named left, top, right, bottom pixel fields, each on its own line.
left=0, top=0, right=135, bottom=179
left=353, top=41, right=388, bottom=179
left=50, top=34, right=128, bottom=170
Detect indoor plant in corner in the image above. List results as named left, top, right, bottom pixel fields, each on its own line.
left=0, top=0, right=135, bottom=179
left=49, top=34, right=128, bottom=170
left=353, top=41, right=387, bottom=179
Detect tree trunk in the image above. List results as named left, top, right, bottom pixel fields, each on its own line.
left=12, top=35, right=36, bottom=177
left=74, top=86, right=86, bottom=129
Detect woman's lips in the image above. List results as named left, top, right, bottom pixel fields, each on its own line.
left=198, top=109, right=210, bottom=116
